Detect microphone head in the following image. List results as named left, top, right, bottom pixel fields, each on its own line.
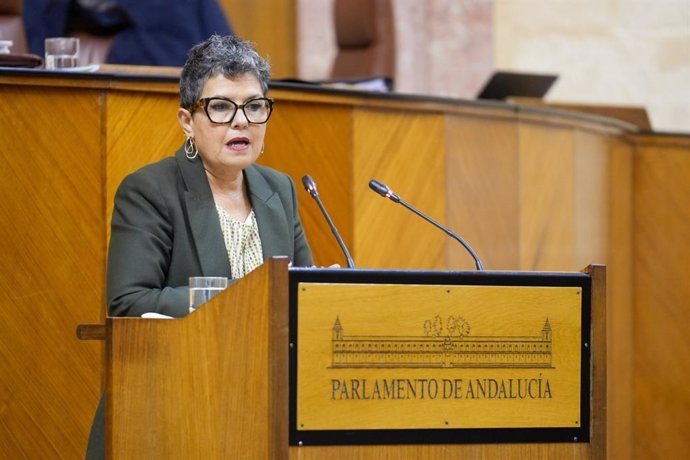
left=368, top=179, right=388, bottom=197
left=302, top=175, right=318, bottom=198
left=368, top=179, right=400, bottom=203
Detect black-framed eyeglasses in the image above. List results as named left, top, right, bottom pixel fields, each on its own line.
left=192, top=96, right=274, bottom=124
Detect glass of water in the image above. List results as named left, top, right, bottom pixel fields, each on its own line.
left=44, top=37, right=79, bottom=70
left=189, top=277, right=228, bottom=313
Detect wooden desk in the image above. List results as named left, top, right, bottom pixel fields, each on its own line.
left=1, top=67, right=688, bottom=459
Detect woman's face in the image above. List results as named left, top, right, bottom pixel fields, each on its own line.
left=178, top=73, right=268, bottom=178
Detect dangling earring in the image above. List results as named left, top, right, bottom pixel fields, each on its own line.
left=259, top=144, right=264, bottom=156
left=184, top=136, right=198, bottom=160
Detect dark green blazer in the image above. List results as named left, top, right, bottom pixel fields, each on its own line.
left=106, top=147, right=313, bottom=318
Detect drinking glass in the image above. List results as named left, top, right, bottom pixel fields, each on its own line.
left=189, top=277, right=228, bottom=313
left=44, top=37, right=79, bottom=69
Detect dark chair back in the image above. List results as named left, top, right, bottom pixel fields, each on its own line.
left=0, top=0, right=27, bottom=53
left=331, top=0, right=395, bottom=84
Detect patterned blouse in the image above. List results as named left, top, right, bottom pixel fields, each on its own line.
left=215, top=205, right=264, bottom=279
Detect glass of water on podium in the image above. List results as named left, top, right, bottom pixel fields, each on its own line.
left=189, top=277, right=228, bottom=313
left=44, top=37, right=79, bottom=69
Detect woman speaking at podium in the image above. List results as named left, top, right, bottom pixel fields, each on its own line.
left=86, top=35, right=313, bottom=457
left=105, top=34, right=313, bottom=319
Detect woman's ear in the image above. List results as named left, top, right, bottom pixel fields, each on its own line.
left=177, top=108, right=194, bottom=136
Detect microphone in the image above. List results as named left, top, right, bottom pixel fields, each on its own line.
left=302, top=175, right=355, bottom=268
left=368, top=179, right=485, bottom=271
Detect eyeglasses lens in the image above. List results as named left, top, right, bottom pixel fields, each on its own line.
left=205, top=98, right=272, bottom=124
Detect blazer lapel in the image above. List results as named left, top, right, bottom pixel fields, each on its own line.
left=176, top=149, right=230, bottom=277
left=245, top=166, right=292, bottom=260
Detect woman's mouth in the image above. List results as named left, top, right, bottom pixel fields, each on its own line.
left=227, top=137, right=250, bottom=151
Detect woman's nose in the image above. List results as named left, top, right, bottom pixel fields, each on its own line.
left=230, top=108, right=250, bottom=128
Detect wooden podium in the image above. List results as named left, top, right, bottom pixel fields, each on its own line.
left=99, top=259, right=605, bottom=459
left=105, top=258, right=290, bottom=458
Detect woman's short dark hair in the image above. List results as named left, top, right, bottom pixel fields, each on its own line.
left=179, top=34, right=271, bottom=110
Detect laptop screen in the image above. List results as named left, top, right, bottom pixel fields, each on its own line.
left=477, top=71, right=558, bottom=100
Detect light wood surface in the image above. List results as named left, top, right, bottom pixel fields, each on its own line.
left=1, top=68, right=689, bottom=458
left=606, top=138, right=634, bottom=460
left=298, top=284, right=584, bottom=430
left=108, top=258, right=289, bottom=458
left=0, top=80, right=104, bottom=457
left=631, top=134, right=690, bottom=459
left=445, top=115, right=519, bottom=269
left=221, top=0, right=297, bottom=78
left=352, top=107, right=446, bottom=269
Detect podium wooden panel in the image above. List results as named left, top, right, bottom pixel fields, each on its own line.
left=107, top=258, right=290, bottom=458
left=103, top=260, right=605, bottom=459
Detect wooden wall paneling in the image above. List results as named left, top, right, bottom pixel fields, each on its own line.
left=445, top=114, right=520, bottom=271
left=352, top=108, right=446, bottom=270
left=105, top=91, right=182, bottom=235
left=8, top=71, right=674, bottom=458
left=263, top=100, right=353, bottom=267
left=573, top=131, right=611, bottom=268
left=605, top=137, right=635, bottom=459
left=0, top=85, right=104, bottom=458
left=632, top=135, right=690, bottom=459
left=517, top=121, right=577, bottom=271
left=221, top=0, right=297, bottom=78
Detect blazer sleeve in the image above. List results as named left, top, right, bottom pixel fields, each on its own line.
left=106, top=169, right=189, bottom=318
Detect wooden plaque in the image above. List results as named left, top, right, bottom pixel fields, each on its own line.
left=288, top=269, right=591, bottom=446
